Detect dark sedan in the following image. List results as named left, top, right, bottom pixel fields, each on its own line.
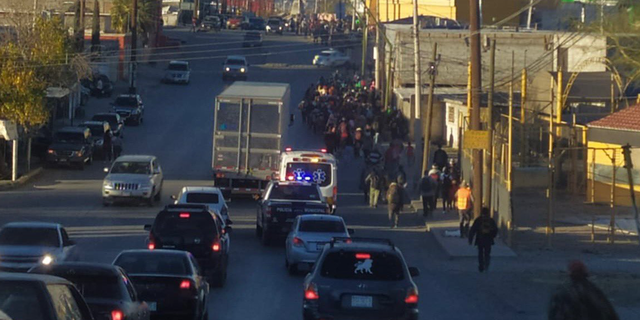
left=29, top=263, right=150, bottom=320
left=113, top=249, right=209, bottom=320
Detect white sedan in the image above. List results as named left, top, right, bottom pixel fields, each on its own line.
left=313, top=50, right=350, bottom=67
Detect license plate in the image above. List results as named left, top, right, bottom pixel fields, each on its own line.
left=315, top=243, right=326, bottom=250
left=148, top=302, right=157, bottom=311
left=351, top=295, right=373, bottom=308
left=123, top=192, right=131, bottom=196
left=59, top=158, right=67, bottom=162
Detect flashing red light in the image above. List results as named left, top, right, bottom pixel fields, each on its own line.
left=285, top=147, right=293, bottom=152
left=148, top=243, right=155, bottom=250
left=355, top=253, right=371, bottom=259
left=320, top=148, right=327, bottom=153
left=345, top=239, right=352, bottom=244
left=292, top=237, right=304, bottom=246
left=180, top=280, right=191, bottom=289
left=111, top=310, right=123, bottom=320
left=212, top=243, right=221, bottom=252
left=304, top=283, right=319, bottom=300
left=286, top=175, right=295, bottom=181
left=179, top=213, right=190, bottom=218
left=405, top=288, right=419, bottom=304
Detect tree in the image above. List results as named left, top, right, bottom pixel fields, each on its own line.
left=111, top=0, right=159, bottom=44
left=92, top=0, right=101, bottom=53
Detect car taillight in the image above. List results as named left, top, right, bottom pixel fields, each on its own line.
left=212, top=242, right=221, bottom=252
left=292, top=237, right=304, bottom=247
left=333, top=186, right=338, bottom=198
left=111, top=310, right=123, bottom=320
left=286, top=175, right=294, bottom=181
left=355, top=253, right=371, bottom=259
left=304, top=283, right=319, bottom=300
left=180, top=280, right=191, bottom=289
left=148, top=233, right=155, bottom=250
left=405, top=288, right=419, bottom=304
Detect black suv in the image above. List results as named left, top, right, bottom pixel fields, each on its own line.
left=144, top=204, right=230, bottom=287
left=302, top=238, right=420, bottom=320
left=111, top=94, right=144, bottom=125
left=46, top=127, right=94, bottom=169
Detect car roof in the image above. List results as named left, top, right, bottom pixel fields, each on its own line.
left=0, top=272, right=72, bottom=285
left=226, top=55, right=246, bottom=61
left=93, top=112, right=118, bottom=118
left=321, top=50, right=339, bottom=54
left=169, top=60, right=189, bottom=65
left=57, top=127, right=88, bottom=134
left=297, top=214, right=344, bottom=222
left=80, top=121, right=105, bottom=126
left=272, top=181, right=316, bottom=187
left=181, top=186, right=222, bottom=194
left=114, top=155, right=155, bottom=162
left=30, top=262, right=122, bottom=278
left=2, top=222, right=60, bottom=229
left=117, top=249, right=190, bottom=257
left=116, top=94, right=139, bottom=98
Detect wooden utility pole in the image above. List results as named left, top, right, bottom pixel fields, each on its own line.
left=422, top=42, right=438, bottom=175
left=621, top=144, right=640, bottom=243
left=485, top=40, right=496, bottom=208
left=129, top=0, right=138, bottom=93
left=413, top=0, right=422, bottom=169
left=469, top=0, right=483, bottom=218
left=91, top=0, right=100, bottom=53
left=361, top=13, right=368, bottom=76
left=520, top=68, right=527, bottom=167
left=508, top=51, right=514, bottom=193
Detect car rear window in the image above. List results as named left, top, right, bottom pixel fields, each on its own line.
left=114, top=96, right=137, bottom=107
left=0, top=227, right=60, bottom=247
left=269, top=184, right=320, bottom=201
left=299, top=220, right=345, bottom=233
left=320, top=251, right=404, bottom=281
left=0, top=281, right=47, bottom=320
left=285, top=163, right=332, bottom=187
left=54, top=132, right=84, bottom=143
left=154, top=211, right=217, bottom=236
left=168, top=63, right=188, bottom=71
left=92, top=115, right=117, bottom=127
left=114, top=253, right=190, bottom=275
left=185, top=192, right=219, bottom=204
left=59, top=275, right=124, bottom=300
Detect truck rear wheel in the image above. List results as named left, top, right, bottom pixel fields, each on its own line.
left=260, top=227, right=270, bottom=246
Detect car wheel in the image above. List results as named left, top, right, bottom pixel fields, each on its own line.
left=154, top=187, right=162, bottom=201
left=260, top=226, right=270, bottom=246
left=211, top=266, right=227, bottom=287
left=138, top=117, right=143, bottom=125
left=146, top=192, right=154, bottom=207
left=201, top=308, right=209, bottom=320
left=255, top=219, right=262, bottom=237
left=287, top=262, right=297, bottom=275
left=102, top=199, right=110, bottom=207
left=77, top=161, right=84, bottom=170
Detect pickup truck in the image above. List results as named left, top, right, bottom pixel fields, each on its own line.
left=255, top=181, right=330, bottom=246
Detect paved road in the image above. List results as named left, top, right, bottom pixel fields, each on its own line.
left=2, top=28, right=639, bottom=320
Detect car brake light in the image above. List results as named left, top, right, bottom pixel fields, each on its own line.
left=180, top=280, right=191, bottom=289
left=148, top=242, right=155, bottom=250
left=292, top=237, right=303, bottom=246
left=286, top=175, right=294, bottom=181
left=355, top=253, right=371, bottom=259
left=304, top=283, right=319, bottom=300
left=405, top=288, right=419, bottom=304
left=212, top=243, right=221, bottom=252
left=111, top=310, right=123, bottom=320
left=320, top=148, right=327, bottom=153
left=179, top=212, right=190, bottom=218
left=333, top=186, right=338, bottom=198
left=285, top=147, right=292, bottom=152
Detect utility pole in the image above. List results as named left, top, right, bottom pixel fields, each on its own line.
left=79, top=0, right=85, bottom=51
left=361, top=12, right=368, bottom=76
left=412, top=0, right=422, bottom=167
left=195, top=0, right=200, bottom=20
left=91, top=0, right=101, bottom=53
left=422, top=42, right=438, bottom=175
left=484, top=39, right=495, bottom=210
left=352, top=0, right=356, bottom=30
left=526, top=0, right=533, bottom=29
left=469, top=0, right=483, bottom=218
left=129, top=0, right=138, bottom=94
left=621, top=144, right=640, bottom=243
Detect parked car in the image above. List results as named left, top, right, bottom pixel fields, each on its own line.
left=91, top=113, right=124, bottom=138
left=81, top=74, right=113, bottom=98
left=247, top=17, right=266, bottom=30
left=0, top=272, right=94, bottom=320
left=201, top=15, right=221, bottom=31
left=78, top=121, right=109, bottom=158
left=45, top=127, right=94, bottom=169
left=313, top=49, right=350, bottom=67
left=222, top=55, right=249, bottom=81
left=265, top=18, right=283, bottom=35
left=111, top=94, right=144, bottom=125
left=29, top=263, right=151, bottom=320
left=243, top=31, right=263, bottom=47
left=302, top=238, right=420, bottom=320
left=163, top=60, right=190, bottom=84
left=0, top=222, right=78, bottom=272
left=102, top=155, right=164, bottom=206
left=113, top=250, right=209, bottom=320
left=226, top=16, right=244, bottom=29
left=285, top=214, right=353, bottom=274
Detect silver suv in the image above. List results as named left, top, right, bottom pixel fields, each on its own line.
left=222, top=55, right=249, bottom=81
left=102, top=155, right=164, bottom=206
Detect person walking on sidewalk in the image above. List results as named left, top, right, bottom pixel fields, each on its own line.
left=365, top=168, right=383, bottom=208
left=428, top=164, right=442, bottom=208
left=468, top=207, right=498, bottom=272
left=548, top=260, right=620, bottom=320
left=386, top=177, right=405, bottom=228
left=441, top=168, right=453, bottom=213
left=419, top=170, right=437, bottom=217
left=455, top=180, right=473, bottom=237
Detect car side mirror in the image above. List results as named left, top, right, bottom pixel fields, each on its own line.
left=143, top=224, right=152, bottom=231
left=153, top=169, right=161, bottom=175
left=224, top=226, right=233, bottom=234
left=65, top=239, right=76, bottom=246
left=225, top=218, right=233, bottom=225
left=103, top=167, right=109, bottom=173
left=409, top=267, right=420, bottom=277
left=170, top=195, right=177, bottom=200
left=347, top=228, right=355, bottom=235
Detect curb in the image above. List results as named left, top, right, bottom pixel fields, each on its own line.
left=0, top=167, right=43, bottom=191
left=425, top=221, right=518, bottom=260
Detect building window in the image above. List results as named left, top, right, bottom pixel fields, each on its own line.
left=448, top=106, right=455, bottom=123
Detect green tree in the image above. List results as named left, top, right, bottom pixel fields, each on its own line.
left=111, top=0, right=159, bottom=42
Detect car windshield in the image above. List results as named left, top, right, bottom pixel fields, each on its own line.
left=114, top=253, right=190, bottom=275
left=226, top=59, right=245, bottom=65
left=319, top=52, right=331, bottom=57
left=268, top=20, right=280, bottom=24
left=285, top=163, right=332, bottom=187
left=154, top=212, right=217, bottom=236
left=110, top=161, right=151, bottom=174
left=114, top=96, right=137, bottom=107
left=168, top=63, right=188, bottom=71
left=320, top=251, right=405, bottom=281
left=92, top=115, right=117, bottom=127
left=0, top=227, right=60, bottom=247
left=299, top=220, right=345, bottom=233
left=269, top=184, right=320, bottom=201
left=57, top=275, right=124, bottom=300
left=54, top=132, right=84, bottom=143
left=0, top=281, right=47, bottom=320
left=185, top=192, right=219, bottom=204
left=250, top=18, right=262, bottom=23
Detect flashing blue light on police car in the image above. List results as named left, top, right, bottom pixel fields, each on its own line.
left=304, top=176, right=311, bottom=181
left=296, top=176, right=303, bottom=181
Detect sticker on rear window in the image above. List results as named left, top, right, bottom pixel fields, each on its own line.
left=313, top=169, right=326, bottom=184
left=354, top=259, right=373, bottom=274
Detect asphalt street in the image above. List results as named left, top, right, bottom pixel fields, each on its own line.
left=1, top=28, right=636, bottom=320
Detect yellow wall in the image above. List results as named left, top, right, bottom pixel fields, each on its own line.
left=586, top=141, right=640, bottom=207
left=377, top=0, right=456, bottom=22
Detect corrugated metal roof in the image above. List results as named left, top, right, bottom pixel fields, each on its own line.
left=217, top=82, right=289, bottom=101
left=588, top=105, right=640, bottom=133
